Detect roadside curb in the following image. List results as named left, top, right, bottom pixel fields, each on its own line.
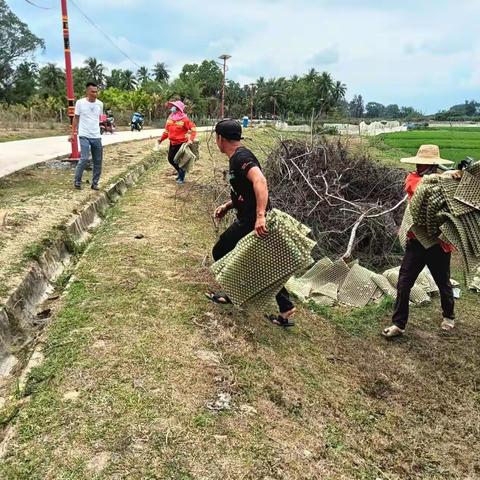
left=0, top=154, right=158, bottom=377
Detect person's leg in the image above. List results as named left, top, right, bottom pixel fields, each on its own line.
left=74, top=137, right=90, bottom=187
left=391, top=240, right=427, bottom=330
left=212, top=219, right=254, bottom=261
left=168, top=143, right=182, bottom=174
left=426, top=245, right=455, bottom=325
left=90, top=138, right=103, bottom=188
left=208, top=219, right=254, bottom=304
left=276, top=287, right=295, bottom=315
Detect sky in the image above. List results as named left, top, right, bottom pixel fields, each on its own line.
left=8, top=0, right=480, bottom=114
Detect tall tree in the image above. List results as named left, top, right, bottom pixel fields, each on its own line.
left=84, top=57, right=106, bottom=86
left=106, top=69, right=124, bottom=89
left=349, top=94, right=364, bottom=118
left=137, top=66, right=150, bottom=86
left=153, top=62, right=170, bottom=83
left=121, top=70, right=137, bottom=91
left=0, top=0, right=44, bottom=100
left=9, top=61, right=38, bottom=103
left=365, top=101, right=385, bottom=118
left=38, top=63, right=65, bottom=98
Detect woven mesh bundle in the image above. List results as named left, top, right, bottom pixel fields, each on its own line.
left=211, top=209, right=315, bottom=309
left=399, top=162, right=480, bottom=288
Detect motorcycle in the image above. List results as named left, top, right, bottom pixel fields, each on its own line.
left=131, top=112, right=144, bottom=132
left=100, top=112, right=116, bottom=135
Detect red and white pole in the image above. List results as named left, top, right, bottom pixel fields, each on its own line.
left=61, top=0, right=80, bottom=159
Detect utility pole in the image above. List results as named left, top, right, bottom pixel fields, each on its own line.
left=218, top=54, right=231, bottom=119
left=61, top=0, right=80, bottom=160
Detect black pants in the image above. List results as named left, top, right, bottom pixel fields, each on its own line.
left=168, top=143, right=183, bottom=173
left=392, top=239, right=454, bottom=329
left=212, top=218, right=294, bottom=313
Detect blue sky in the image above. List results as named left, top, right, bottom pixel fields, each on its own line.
left=8, top=0, right=480, bottom=113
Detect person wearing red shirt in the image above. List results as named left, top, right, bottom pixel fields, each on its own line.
left=383, top=144, right=462, bottom=338
left=158, top=100, right=197, bottom=184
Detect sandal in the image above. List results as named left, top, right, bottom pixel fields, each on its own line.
left=382, top=325, right=405, bottom=338
left=205, top=291, right=231, bottom=305
left=266, top=314, right=295, bottom=328
left=441, top=318, right=455, bottom=331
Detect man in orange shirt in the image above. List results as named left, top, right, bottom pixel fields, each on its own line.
left=383, top=145, right=461, bottom=338
left=158, top=100, right=197, bottom=184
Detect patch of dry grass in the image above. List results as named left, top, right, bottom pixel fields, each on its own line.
left=0, top=131, right=479, bottom=479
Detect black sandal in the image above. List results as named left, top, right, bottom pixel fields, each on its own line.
left=205, top=291, right=232, bottom=305
left=265, top=314, right=295, bottom=328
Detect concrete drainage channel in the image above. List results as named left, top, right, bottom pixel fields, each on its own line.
left=0, top=155, right=158, bottom=392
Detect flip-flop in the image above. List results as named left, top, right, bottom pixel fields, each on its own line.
left=382, top=325, right=405, bottom=338
left=265, top=314, right=295, bottom=328
left=205, top=291, right=231, bottom=305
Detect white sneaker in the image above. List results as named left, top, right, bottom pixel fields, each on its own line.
left=441, top=318, right=455, bottom=331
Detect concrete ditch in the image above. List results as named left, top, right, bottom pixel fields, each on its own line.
left=0, top=155, right=158, bottom=380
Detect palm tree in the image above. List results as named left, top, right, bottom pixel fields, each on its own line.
left=137, top=66, right=150, bottom=86
left=84, top=57, right=106, bottom=86
left=317, top=71, right=334, bottom=115
left=153, top=62, right=170, bottom=83
left=258, top=79, right=286, bottom=117
left=38, top=63, right=65, bottom=98
left=121, top=70, right=137, bottom=91
left=332, top=80, right=347, bottom=103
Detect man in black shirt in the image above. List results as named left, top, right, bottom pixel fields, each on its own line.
left=206, top=119, right=295, bottom=327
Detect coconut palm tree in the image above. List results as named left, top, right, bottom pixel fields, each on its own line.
left=38, top=63, right=65, bottom=98
left=121, top=70, right=137, bottom=91
left=137, top=66, right=150, bottom=86
left=153, top=62, right=170, bottom=83
left=84, top=57, right=106, bottom=86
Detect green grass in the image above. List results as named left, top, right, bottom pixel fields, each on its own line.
left=1, top=130, right=480, bottom=479
left=378, top=128, right=480, bottom=162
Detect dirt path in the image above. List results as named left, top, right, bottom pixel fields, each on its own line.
left=0, top=134, right=479, bottom=479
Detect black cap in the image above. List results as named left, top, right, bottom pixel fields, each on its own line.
left=215, top=119, right=243, bottom=141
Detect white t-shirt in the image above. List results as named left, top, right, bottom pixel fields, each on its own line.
left=75, top=98, right=103, bottom=138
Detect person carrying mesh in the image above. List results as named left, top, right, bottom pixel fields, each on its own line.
left=205, top=119, right=296, bottom=327
left=383, top=145, right=462, bottom=338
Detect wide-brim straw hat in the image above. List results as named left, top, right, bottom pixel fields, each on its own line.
left=400, top=144, right=454, bottom=166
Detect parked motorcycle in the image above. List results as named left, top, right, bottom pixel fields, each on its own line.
left=131, top=112, right=144, bottom=132
left=100, top=111, right=116, bottom=135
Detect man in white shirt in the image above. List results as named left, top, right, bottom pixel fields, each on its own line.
left=70, top=82, right=104, bottom=190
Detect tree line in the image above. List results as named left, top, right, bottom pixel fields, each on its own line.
left=0, top=0, right=430, bottom=123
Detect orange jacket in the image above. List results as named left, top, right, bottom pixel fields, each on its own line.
left=405, top=172, right=454, bottom=253
left=159, top=117, right=197, bottom=145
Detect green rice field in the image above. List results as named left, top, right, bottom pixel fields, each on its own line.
left=380, top=127, right=480, bottom=163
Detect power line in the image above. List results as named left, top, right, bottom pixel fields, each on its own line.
left=24, top=0, right=53, bottom=9
left=68, top=0, right=141, bottom=70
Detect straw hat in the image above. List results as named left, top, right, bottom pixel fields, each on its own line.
left=400, top=144, right=454, bottom=166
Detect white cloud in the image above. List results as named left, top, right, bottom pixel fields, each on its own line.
left=15, top=0, right=480, bottom=112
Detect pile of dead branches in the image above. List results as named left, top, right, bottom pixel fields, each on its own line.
left=265, top=137, right=407, bottom=268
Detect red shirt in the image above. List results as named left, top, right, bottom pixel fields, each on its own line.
left=160, top=117, right=197, bottom=145
left=405, top=172, right=454, bottom=253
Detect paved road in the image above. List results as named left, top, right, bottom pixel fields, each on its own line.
left=0, top=127, right=212, bottom=179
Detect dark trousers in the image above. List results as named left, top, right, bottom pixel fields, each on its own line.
left=392, top=239, right=455, bottom=329
left=168, top=143, right=183, bottom=173
left=212, top=218, right=294, bottom=313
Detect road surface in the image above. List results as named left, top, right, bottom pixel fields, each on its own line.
left=0, top=127, right=213, bottom=179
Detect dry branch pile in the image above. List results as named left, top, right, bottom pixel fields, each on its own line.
left=265, top=137, right=407, bottom=268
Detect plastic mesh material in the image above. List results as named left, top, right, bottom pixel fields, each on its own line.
left=211, top=209, right=315, bottom=309
left=454, top=171, right=480, bottom=210
left=338, top=264, right=378, bottom=308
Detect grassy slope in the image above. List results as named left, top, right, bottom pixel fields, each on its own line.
left=377, top=128, right=480, bottom=162
left=0, top=132, right=479, bottom=479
